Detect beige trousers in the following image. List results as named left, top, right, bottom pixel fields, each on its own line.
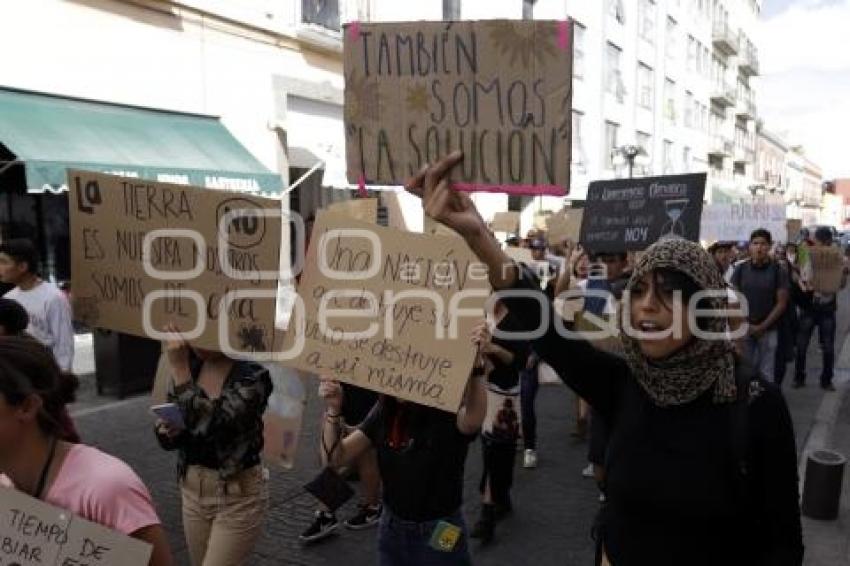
left=181, top=465, right=269, bottom=566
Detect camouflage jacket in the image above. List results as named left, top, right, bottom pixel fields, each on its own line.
left=156, top=360, right=272, bottom=480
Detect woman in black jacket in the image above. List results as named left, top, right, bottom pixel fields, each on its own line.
left=406, top=152, right=803, bottom=566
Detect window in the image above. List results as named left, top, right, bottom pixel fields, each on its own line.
left=637, top=63, right=654, bottom=110
left=637, top=131, right=652, bottom=167
left=701, top=104, right=709, bottom=131
left=664, top=78, right=676, bottom=123
left=609, top=0, right=626, bottom=24
left=639, top=0, right=655, bottom=42
left=605, top=121, right=620, bottom=168
left=687, top=35, right=696, bottom=71
left=683, top=146, right=691, bottom=171
left=606, top=43, right=625, bottom=101
left=522, top=0, right=534, bottom=19
left=666, top=17, right=677, bottom=60
left=443, top=0, right=461, bottom=20
left=684, top=90, right=694, bottom=127
left=663, top=140, right=674, bottom=173
left=301, top=0, right=340, bottom=31
left=572, top=110, right=587, bottom=173
left=703, top=46, right=711, bottom=77
left=573, top=22, right=586, bottom=80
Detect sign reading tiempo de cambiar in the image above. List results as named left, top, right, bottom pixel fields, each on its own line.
left=580, top=173, right=707, bottom=253
left=0, top=487, right=152, bottom=566
left=343, top=20, right=574, bottom=195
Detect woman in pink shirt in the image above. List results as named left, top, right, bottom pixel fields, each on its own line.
left=0, top=336, right=174, bottom=566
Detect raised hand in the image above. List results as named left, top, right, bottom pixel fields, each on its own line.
left=405, top=151, right=488, bottom=240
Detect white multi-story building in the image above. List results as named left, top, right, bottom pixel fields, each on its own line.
left=0, top=0, right=767, bottom=269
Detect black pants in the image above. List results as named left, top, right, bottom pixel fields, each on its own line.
left=479, top=436, right=516, bottom=508
left=795, top=308, right=837, bottom=387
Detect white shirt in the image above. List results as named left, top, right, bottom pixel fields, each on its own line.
left=5, top=281, right=75, bottom=371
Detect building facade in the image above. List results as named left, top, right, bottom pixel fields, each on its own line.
left=0, top=0, right=370, bottom=280
left=0, top=0, right=783, bottom=263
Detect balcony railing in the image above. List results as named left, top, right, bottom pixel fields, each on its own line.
left=710, top=82, right=737, bottom=107
left=739, top=44, right=760, bottom=76
left=712, top=22, right=739, bottom=56
left=708, top=135, right=733, bottom=157
left=736, top=97, right=756, bottom=120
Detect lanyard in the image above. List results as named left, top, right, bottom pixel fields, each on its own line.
left=34, top=437, right=58, bottom=500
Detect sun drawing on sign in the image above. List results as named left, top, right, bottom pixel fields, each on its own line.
left=485, top=21, right=558, bottom=68
left=346, top=71, right=382, bottom=123
left=406, top=83, right=430, bottom=114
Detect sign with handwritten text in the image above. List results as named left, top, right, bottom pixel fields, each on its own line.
left=343, top=20, right=574, bottom=195
left=68, top=170, right=281, bottom=354
left=700, top=196, right=786, bottom=244
left=580, top=173, right=706, bottom=253
left=279, top=212, right=489, bottom=412
left=0, top=487, right=151, bottom=566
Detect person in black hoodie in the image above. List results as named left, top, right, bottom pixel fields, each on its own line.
left=406, top=151, right=803, bottom=566
left=469, top=300, right=530, bottom=543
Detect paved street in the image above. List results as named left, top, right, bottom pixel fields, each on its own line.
left=67, top=290, right=850, bottom=566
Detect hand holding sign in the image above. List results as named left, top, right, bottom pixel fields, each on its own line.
left=318, top=376, right=344, bottom=414
left=405, top=152, right=487, bottom=241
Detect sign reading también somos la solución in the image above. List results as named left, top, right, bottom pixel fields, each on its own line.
left=343, top=20, right=574, bottom=195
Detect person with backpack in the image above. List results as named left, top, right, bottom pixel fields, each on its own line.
left=406, top=152, right=803, bottom=565
left=792, top=227, right=849, bottom=391
left=730, top=229, right=790, bottom=381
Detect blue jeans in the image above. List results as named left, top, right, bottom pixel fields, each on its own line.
left=378, top=508, right=471, bottom=566
left=743, top=329, right=778, bottom=381
left=795, top=308, right=837, bottom=387
left=521, top=357, right=540, bottom=450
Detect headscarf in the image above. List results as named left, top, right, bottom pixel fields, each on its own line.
left=620, top=239, right=737, bottom=407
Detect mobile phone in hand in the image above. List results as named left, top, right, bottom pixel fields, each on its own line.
left=150, top=403, right=185, bottom=431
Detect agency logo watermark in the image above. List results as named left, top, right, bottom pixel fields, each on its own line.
left=140, top=208, right=751, bottom=358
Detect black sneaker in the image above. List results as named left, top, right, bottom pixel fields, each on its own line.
left=299, top=510, right=339, bottom=543
left=822, top=383, right=837, bottom=392
left=792, top=381, right=804, bottom=389
left=344, top=504, right=382, bottom=530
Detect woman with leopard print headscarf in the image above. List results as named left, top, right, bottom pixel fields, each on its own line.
left=407, top=152, right=803, bottom=566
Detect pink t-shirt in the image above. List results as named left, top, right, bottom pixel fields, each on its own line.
left=44, top=444, right=161, bottom=535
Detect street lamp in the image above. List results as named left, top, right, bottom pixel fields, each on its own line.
left=612, top=145, right=647, bottom=179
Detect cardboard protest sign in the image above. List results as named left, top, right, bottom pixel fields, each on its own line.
left=0, top=487, right=151, bottom=566
left=580, top=173, right=706, bottom=253
left=786, top=218, right=802, bottom=242
left=700, top=196, right=786, bottom=244
left=533, top=212, right=552, bottom=231
left=808, top=246, right=845, bottom=293
left=327, top=198, right=378, bottom=224
left=278, top=212, right=489, bottom=412
left=69, top=171, right=281, bottom=354
left=546, top=208, right=583, bottom=245
left=491, top=212, right=521, bottom=233
left=343, top=20, right=574, bottom=195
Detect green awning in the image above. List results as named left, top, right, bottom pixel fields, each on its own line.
left=0, top=88, right=283, bottom=195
